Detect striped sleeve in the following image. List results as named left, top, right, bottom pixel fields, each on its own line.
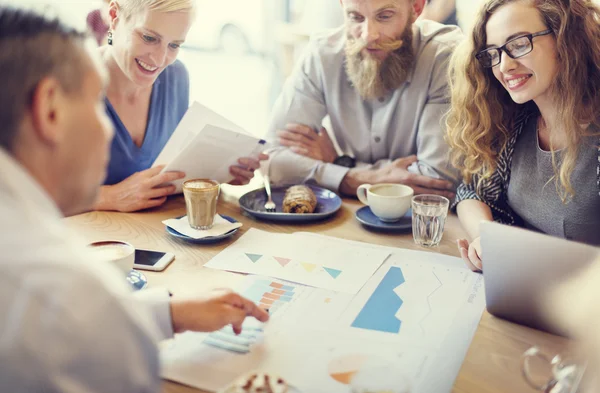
left=453, top=173, right=516, bottom=225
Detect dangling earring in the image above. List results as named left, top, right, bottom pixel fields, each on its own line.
left=108, top=31, right=113, bottom=46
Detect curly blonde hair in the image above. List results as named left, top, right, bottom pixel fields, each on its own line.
left=446, top=0, right=600, bottom=201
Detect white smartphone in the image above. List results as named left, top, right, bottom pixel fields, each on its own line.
left=134, top=249, right=175, bottom=272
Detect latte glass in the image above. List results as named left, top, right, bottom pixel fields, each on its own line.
left=183, top=179, right=220, bottom=230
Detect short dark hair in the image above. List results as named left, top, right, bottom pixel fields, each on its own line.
left=0, top=6, right=89, bottom=151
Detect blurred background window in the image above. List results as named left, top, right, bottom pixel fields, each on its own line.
left=7, top=0, right=600, bottom=138
left=5, top=0, right=346, bottom=138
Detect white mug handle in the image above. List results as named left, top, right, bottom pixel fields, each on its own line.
left=357, top=184, right=372, bottom=205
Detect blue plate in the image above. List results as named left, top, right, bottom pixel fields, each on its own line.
left=239, top=185, right=342, bottom=222
left=356, top=206, right=413, bottom=231
left=165, top=215, right=240, bottom=244
left=127, top=269, right=148, bottom=291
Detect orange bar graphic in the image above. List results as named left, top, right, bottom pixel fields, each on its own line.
left=263, top=292, right=281, bottom=300
left=269, top=282, right=284, bottom=289
left=272, top=289, right=285, bottom=295
left=260, top=297, right=275, bottom=305
left=330, top=371, right=357, bottom=385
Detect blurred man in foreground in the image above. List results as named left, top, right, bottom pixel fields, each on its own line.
left=0, top=6, right=268, bottom=392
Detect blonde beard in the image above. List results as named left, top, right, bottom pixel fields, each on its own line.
left=344, top=26, right=415, bottom=100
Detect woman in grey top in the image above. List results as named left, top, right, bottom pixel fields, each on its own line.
left=445, top=0, right=600, bottom=271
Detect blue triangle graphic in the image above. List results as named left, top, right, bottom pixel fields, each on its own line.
left=323, top=267, right=342, bottom=279
left=245, top=253, right=263, bottom=263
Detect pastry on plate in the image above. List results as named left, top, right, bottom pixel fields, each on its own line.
left=282, top=185, right=317, bottom=214
left=221, top=372, right=288, bottom=393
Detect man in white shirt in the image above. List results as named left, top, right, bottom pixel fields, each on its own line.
left=266, top=0, right=460, bottom=198
left=0, top=6, right=268, bottom=392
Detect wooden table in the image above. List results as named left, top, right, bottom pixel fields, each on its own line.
left=65, top=186, right=571, bottom=393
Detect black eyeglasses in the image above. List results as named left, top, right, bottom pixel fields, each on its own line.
left=476, top=29, right=553, bottom=68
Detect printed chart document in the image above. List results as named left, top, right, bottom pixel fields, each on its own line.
left=204, top=228, right=390, bottom=294
left=153, top=101, right=267, bottom=192
left=161, top=243, right=486, bottom=393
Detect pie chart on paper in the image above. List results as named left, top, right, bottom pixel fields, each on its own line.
left=328, top=354, right=369, bottom=385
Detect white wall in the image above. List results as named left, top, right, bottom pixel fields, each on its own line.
left=0, top=0, right=101, bottom=30
left=457, top=0, right=600, bottom=34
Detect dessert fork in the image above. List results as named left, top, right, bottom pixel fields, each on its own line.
left=263, top=175, right=276, bottom=212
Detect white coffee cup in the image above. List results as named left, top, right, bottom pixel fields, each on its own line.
left=88, top=240, right=135, bottom=275
left=357, top=184, right=414, bottom=222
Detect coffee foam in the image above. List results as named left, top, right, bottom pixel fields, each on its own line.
left=371, top=185, right=413, bottom=197
left=185, top=180, right=217, bottom=190
left=89, top=243, right=132, bottom=261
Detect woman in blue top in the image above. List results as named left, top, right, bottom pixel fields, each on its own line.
left=94, top=0, right=266, bottom=212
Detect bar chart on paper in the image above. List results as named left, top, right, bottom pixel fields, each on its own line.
left=203, top=279, right=302, bottom=354
left=244, top=279, right=297, bottom=314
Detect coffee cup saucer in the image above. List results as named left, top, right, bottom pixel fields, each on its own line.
left=355, top=206, right=412, bottom=231
left=127, top=269, right=148, bottom=291
left=165, top=215, right=239, bottom=244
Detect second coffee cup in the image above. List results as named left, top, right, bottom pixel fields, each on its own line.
left=357, top=183, right=414, bottom=222
left=183, top=179, right=220, bottom=230
left=87, top=240, right=135, bottom=275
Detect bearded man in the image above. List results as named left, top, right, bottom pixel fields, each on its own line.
left=266, top=0, right=462, bottom=197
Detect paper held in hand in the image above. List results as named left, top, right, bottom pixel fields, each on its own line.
left=152, top=101, right=268, bottom=193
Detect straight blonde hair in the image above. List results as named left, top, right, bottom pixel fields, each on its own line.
left=115, top=0, right=195, bottom=18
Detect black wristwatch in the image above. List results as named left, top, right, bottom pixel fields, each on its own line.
left=333, top=155, right=356, bottom=168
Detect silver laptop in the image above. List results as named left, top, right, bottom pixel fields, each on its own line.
left=481, top=221, right=599, bottom=336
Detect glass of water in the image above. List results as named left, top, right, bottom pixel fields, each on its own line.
left=521, top=346, right=586, bottom=393
left=411, top=195, right=450, bottom=247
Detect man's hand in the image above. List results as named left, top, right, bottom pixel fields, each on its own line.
left=229, top=153, right=269, bottom=186
left=377, top=156, right=455, bottom=199
left=457, top=237, right=482, bottom=272
left=276, top=124, right=337, bottom=163
left=95, top=166, right=185, bottom=212
left=170, top=289, right=270, bottom=335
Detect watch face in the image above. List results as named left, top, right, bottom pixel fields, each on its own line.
left=334, top=155, right=356, bottom=168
